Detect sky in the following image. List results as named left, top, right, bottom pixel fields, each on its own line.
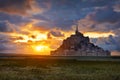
left=0, top=0, right=120, bottom=55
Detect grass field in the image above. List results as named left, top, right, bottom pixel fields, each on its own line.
left=0, top=58, right=120, bottom=80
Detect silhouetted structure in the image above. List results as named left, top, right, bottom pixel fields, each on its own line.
left=51, top=25, right=110, bottom=56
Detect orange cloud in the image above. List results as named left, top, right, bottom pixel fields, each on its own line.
left=84, top=32, right=115, bottom=38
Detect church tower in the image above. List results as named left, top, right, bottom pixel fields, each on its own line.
left=75, top=25, right=83, bottom=36
left=75, top=25, right=79, bottom=35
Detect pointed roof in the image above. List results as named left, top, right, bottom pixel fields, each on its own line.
left=75, top=25, right=79, bottom=34
left=75, top=25, right=83, bottom=36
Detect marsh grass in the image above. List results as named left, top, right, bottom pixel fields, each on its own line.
left=0, top=59, right=120, bottom=80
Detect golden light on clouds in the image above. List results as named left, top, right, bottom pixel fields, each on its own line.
left=4, top=22, right=116, bottom=55
left=5, top=23, right=51, bottom=55
left=12, top=23, right=48, bottom=43
left=84, top=32, right=115, bottom=38
left=14, top=32, right=47, bottom=43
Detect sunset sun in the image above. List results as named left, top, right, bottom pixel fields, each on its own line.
left=35, top=46, right=43, bottom=52
left=33, top=45, right=51, bottom=55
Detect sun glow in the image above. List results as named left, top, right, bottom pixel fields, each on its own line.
left=35, top=46, right=44, bottom=51
left=4, top=23, right=53, bottom=55
left=33, top=45, right=51, bottom=54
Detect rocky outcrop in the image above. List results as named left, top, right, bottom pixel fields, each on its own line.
left=51, top=28, right=110, bottom=56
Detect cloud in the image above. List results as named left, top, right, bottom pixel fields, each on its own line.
left=0, top=0, right=43, bottom=16
left=39, top=0, right=117, bottom=30
left=111, top=51, right=120, bottom=56
left=90, top=35, right=120, bottom=56
left=91, top=35, right=120, bottom=52
left=49, top=30, right=64, bottom=37
left=77, top=6, right=120, bottom=35
left=0, top=42, right=32, bottom=53
left=87, top=7, right=120, bottom=23
left=0, top=21, right=16, bottom=32
left=48, top=0, right=115, bottom=10
left=0, top=33, right=20, bottom=51
left=32, top=26, right=50, bottom=33
left=113, top=4, right=120, bottom=12
left=0, top=33, right=11, bottom=43
left=0, top=44, right=6, bottom=51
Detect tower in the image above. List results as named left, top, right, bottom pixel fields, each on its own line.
left=75, top=24, right=83, bottom=36
left=75, top=25, right=79, bottom=35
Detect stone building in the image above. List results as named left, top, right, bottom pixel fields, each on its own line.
left=51, top=26, right=110, bottom=56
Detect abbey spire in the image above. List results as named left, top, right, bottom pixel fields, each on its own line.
left=75, top=25, right=79, bottom=35
left=75, top=25, right=83, bottom=36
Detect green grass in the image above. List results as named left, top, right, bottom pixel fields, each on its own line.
left=0, top=58, right=120, bottom=80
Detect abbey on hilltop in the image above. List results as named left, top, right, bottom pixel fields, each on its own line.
left=51, top=25, right=110, bottom=56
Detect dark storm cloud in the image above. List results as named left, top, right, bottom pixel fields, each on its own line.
left=36, top=0, right=117, bottom=30
left=0, top=0, right=38, bottom=15
left=0, top=0, right=118, bottom=28
left=44, top=0, right=115, bottom=9
left=88, top=7, right=120, bottom=23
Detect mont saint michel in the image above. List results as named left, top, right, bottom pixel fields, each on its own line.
left=51, top=26, right=110, bottom=56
